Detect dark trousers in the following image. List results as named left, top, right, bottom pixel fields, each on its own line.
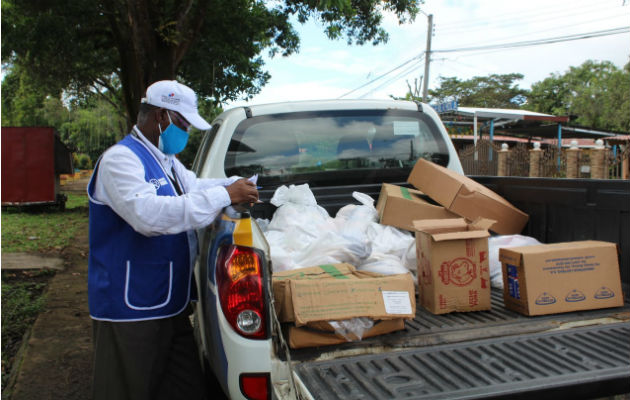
left=92, top=309, right=206, bottom=400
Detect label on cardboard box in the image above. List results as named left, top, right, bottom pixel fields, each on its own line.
left=382, top=291, right=413, bottom=314
left=499, top=240, right=623, bottom=316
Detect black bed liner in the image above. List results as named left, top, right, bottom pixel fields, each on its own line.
left=286, top=291, right=630, bottom=398
left=294, top=322, right=630, bottom=400
left=288, top=289, right=630, bottom=360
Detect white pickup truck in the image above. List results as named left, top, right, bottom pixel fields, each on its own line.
left=191, top=99, right=630, bottom=399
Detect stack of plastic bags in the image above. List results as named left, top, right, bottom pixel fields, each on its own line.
left=257, top=184, right=416, bottom=275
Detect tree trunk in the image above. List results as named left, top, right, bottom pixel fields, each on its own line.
left=104, top=0, right=191, bottom=130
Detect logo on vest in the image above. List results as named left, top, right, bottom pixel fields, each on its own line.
left=149, top=177, right=169, bottom=189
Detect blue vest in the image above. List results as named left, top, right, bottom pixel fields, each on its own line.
left=88, top=134, right=192, bottom=321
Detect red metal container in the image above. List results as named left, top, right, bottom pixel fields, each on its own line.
left=1, top=127, right=73, bottom=207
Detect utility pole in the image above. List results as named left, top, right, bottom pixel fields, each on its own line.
left=422, top=14, right=433, bottom=103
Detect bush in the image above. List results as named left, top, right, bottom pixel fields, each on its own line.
left=74, top=153, right=92, bottom=170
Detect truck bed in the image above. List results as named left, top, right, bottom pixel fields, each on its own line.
left=286, top=288, right=630, bottom=362
left=294, top=319, right=630, bottom=399
left=253, top=177, right=630, bottom=398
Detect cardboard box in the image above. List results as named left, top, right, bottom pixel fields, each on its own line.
left=414, top=218, right=493, bottom=314
left=376, top=183, right=458, bottom=231
left=407, top=159, right=529, bottom=234
left=499, top=240, right=624, bottom=316
left=272, top=263, right=416, bottom=326
left=287, top=318, right=405, bottom=349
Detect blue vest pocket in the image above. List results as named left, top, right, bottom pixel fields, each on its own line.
left=124, top=260, right=173, bottom=310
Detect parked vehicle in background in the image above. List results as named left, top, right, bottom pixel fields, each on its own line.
left=1, top=127, right=74, bottom=210
left=191, top=99, right=630, bottom=399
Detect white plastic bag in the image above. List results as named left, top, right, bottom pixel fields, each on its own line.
left=366, top=223, right=414, bottom=258
left=356, top=223, right=414, bottom=275
left=328, top=317, right=375, bottom=341
left=358, top=253, right=410, bottom=275
left=270, top=183, right=317, bottom=207
left=334, top=191, right=379, bottom=242
left=264, top=186, right=416, bottom=275
left=267, top=184, right=336, bottom=253
left=255, top=218, right=270, bottom=233
left=264, top=230, right=298, bottom=271
left=488, top=234, right=542, bottom=289
left=296, top=230, right=371, bottom=269
left=401, top=240, right=417, bottom=274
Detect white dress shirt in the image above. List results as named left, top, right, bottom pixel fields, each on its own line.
left=91, top=126, right=237, bottom=239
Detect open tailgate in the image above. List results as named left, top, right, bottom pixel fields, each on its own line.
left=290, top=290, right=630, bottom=399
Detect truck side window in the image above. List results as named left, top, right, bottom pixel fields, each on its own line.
left=192, top=122, right=221, bottom=174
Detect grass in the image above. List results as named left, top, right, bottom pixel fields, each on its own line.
left=1, top=193, right=88, bottom=253
left=1, top=269, right=56, bottom=389
left=1, top=192, right=88, bottom=390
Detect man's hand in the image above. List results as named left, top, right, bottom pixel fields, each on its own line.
left=226, top=179, right=259, bottom=204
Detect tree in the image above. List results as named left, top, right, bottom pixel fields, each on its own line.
left=2, top=0, right=420, bottom=128
left=177, top=101, right=223, bottom=169
left=0, top=65, right=62, bottom=126
left=57, top=97, right=128, bottom=162
left=526, top=60, right=630, bottom=132
left=422, top=73, right=528, bottom=108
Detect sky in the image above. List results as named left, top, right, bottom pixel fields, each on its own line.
left=226, top=0, right=630, bottom=108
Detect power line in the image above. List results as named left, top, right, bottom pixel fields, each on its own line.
left=436, top=0, right=596, bottom=28
left=432, top=27, right=630, bottom=54
left=468, top=12, right=626, bottom=44
left=440, top=11, right=629, bottom=51
left=439, top=7, right=628, bottom=37
left=358, top=59, right=425, bottom=98
left=338, top=54, right=423, bottom=98
left=340, top=26, right=628, bottom=99
left=436, top=0, right=619, bottom=31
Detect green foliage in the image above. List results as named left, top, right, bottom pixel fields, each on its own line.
left=423, top=73, right=528, bottom=108
left=2, top=0, right=420, bottom=126
left=57, top=96, right=125, bottom=162
left=525, top=60, right=630, bottom=132
left=177, top=101, right=223, bottom=169
left=74, top=154, right=93, bottom=170
left=1, top=203, right=88, bottom=253
left=2, top=66, right=125, bottom=161
left=0, top=64, right=64, bottom=126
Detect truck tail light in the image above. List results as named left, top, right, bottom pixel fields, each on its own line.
left=239, top=373, right=270, bottom=400
left=216, top=244, right=267, bottom=339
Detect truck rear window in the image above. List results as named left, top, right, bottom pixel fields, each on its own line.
left=225, top=109, right=450, bottom=187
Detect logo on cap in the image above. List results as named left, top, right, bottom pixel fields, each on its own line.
left=161, top=93, right=180, bottom=105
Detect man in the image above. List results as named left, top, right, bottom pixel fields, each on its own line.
left=87, top=80, right=258, bottom=400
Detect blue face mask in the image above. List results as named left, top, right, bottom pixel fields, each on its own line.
left=158, top=112, right=189, bottom=154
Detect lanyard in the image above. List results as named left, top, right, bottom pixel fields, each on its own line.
left=131, top=128, right=183, bottom=195
left=169, top=166, right=183, bottom=195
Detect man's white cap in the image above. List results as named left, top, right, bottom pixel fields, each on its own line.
left=141, top=80, right=211, bottom=130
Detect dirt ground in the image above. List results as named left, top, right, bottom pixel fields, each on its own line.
left=4, top=176, right=228, bottom=400
left=4, top=179, right=93, bottom=400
